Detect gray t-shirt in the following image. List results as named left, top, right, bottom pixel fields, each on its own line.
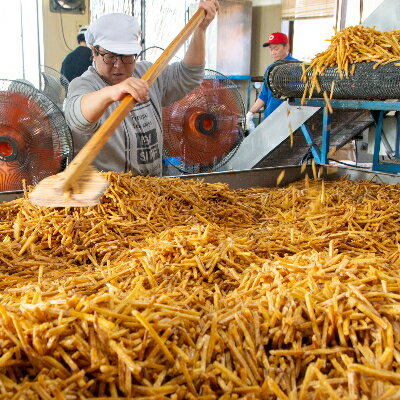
left=64, top=61, right=204, bottom=176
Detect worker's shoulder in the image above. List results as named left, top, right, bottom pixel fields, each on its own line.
left=62, top=46, right=89, bottom=62
left=75, top=45, right=92, bottom=56
left=134, top=60, right=152, bottom=76
left=68, top=67, right=101, bottom=92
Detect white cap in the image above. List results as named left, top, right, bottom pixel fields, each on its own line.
left=85, top=13, right=141, bottom=55
left=78, top=25, right=89, bottom=34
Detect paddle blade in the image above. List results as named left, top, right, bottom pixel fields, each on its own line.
left=29, top=166, right=109, bottom=207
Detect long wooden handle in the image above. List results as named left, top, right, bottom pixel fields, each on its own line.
left=61, top=9, right=206, bottom=192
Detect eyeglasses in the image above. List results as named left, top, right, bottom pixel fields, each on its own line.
left=94, top=46, right=139, bottom=65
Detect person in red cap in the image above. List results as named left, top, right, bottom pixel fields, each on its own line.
left=246, top=32, right=297, bottom=132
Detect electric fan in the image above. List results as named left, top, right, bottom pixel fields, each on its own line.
left=50, top=0, right=85, bottom=14
left=162, top=69, right=246, bottom=174
left=39, top=65, right=69, bottom=110
left=0, top=79, right=73, bottom=192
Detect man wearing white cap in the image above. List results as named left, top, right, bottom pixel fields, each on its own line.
left=64, top=0, right=219, bottom=176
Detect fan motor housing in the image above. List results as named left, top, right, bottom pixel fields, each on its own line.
left=0, top=135, right=18, bottom=162
left=194, top=112, right=218, bottom=135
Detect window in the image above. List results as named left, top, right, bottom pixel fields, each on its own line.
left=282, top=0, right=336, bottom=20
left=292, top=17, right=336, bottom=62
left=90, top=0, right=189, bottom=63
left=0, top=0, right=42, bottom=87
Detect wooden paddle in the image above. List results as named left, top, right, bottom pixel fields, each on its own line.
left=29, top=9, right=206, bottom=207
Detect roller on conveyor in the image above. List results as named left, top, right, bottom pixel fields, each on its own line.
left=265, top=60, right=400, bottom=101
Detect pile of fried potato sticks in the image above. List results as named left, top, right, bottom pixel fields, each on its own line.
left=1, top=172, right=400, bottom=399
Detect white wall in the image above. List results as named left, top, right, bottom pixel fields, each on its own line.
left=42, top=0, right=90, bottom=72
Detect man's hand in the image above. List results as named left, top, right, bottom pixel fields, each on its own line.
left=80, top=77, right=149, bottom=123
left=198, top=0, right=220, bottom=31
left=183, top=0, right=219, bottom=67
left=245, top=111, right=255, bottom=133
left=108, top=77, right=149, bottom=104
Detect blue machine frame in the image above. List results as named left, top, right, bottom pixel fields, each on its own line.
left=289, top=98, right=400, bottom=174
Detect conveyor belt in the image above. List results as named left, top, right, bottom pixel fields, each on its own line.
left=267, top=61, right=400, bottom=100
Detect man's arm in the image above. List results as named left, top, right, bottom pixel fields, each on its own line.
left=183, top=0, right=219, bottom=67
left=249, top=98, right=266, bottom=114
left=80, top=78, right=149, bottom=123
left=246, top=95, right=266, bottom=132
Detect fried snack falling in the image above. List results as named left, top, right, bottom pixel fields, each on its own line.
left=301, top=25, right=400, bottom=106
left=0, top=172, right=400, bottom=398
left=288, top=122, right=294, bottom=147
left=276, top=169, right=285, bottom=185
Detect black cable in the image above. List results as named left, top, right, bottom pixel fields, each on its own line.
left=141, top=46, right=182, bottom=61
left=355, top=140, right=358, bottom=163
left=144, top=45, right=165, bottom=52
left=328, top=158, right=370, bottom=169
left=300, top=146, right=314, bottom=164
left=59, top=9, right=73, bottom=51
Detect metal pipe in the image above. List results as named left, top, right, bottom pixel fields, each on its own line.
left=300, top=124, right=321, bottom=163
left=185, top=0, right=190, bottom=53
left=36, top=0, right=42, bottom=88
left=140, top=0, right=145, bottom=59
left=321, top=109, right=332, bottom=164
left=396, top=112, right=400, bottom=159
left=372, top=111, right=384, bottom=170
left=20, top=0, right=25, bottom=79
left=339, top=0, right=347, bottom=30
left=335, top=0, right=339, bottom=29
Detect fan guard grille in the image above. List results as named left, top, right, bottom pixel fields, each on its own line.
left=162, top=69, right=245, bottom=174
left=39, top=65, right=69, bottom=111
left=0, top=79, right=73, bottom=192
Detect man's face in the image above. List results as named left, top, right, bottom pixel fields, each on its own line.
left=269, top=44, right=289, bottom=61
left=92, top=46, right=136, bottom=85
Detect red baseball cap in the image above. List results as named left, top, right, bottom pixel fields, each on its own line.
left=263, top=32, right=289, bottom=47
